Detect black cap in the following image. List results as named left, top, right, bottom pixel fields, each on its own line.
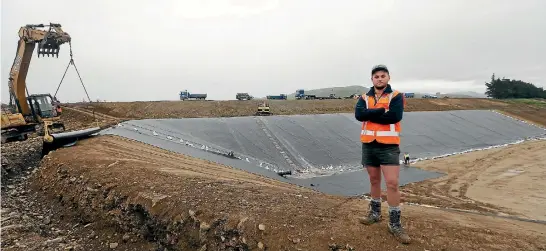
left=371, top=64, right=389, bottom=75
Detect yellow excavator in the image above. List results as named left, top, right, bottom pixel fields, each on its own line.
left=1, top=23, right=101, bottom=155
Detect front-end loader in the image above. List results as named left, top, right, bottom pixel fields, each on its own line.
left=1, top=23, right=101, bottom=155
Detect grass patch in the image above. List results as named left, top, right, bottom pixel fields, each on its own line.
left=503, top=98, right=546, bottom=107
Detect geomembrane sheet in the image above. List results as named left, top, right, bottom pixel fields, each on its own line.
left=99, top=110, right=545, bottom=196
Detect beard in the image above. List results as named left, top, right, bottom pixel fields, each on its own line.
left=374, top=85, right=386, bottom=90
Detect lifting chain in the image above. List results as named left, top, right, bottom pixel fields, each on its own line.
left=53, top=41, right=98, bottom=125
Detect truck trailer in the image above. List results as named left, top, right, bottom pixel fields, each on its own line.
left=236, top=93, right=253, bottom=100
left=266, top=94, right=287, bottom=100
left=295, top=89, right=316, bottom=100
left=180, top=90, right=207, bottom=100
left=316, top=93, right=342, bottom=100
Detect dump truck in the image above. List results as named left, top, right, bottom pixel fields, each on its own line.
left=266, top=94, right=287, bottom=100
left=236, top=93, right=253, bottom=100
left=179, top=90, right=207, bottom=100
left=2, top=23, right=101, bottom=154
left=295, top=89, right=316, bottom=100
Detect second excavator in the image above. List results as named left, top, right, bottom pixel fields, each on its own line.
left=1, top=23, right=101, bottom=155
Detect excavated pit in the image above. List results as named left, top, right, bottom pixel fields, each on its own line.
left=29, top=107, right=546, bottom=250
left=98, top=110, right=546, bottom=196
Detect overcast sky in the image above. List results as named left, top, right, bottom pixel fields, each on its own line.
left=2, top=0, right=545, bottom=102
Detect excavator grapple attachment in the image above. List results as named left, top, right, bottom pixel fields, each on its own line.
left=38, top=41, right=61, bottom=57
left=22, top=23, right=70, bottom=58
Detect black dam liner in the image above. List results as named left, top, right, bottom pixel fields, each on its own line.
left=99, top=110, right=545, bottom=196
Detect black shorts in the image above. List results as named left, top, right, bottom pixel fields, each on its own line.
left=362, top=140, right=401, bottom=167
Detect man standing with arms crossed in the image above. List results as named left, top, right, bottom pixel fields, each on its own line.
left=355, top=64, right=411, bottom=244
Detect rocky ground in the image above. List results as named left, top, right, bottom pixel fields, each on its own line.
left=1, top=138, right=156, bottom=250
left=1, top=137, right=42, bottom=183
left=1, top=107, right=122, bottom=250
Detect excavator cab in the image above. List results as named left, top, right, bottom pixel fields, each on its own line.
left=27, top=94, right=66, bottom=134
left=28, top=94, right=56, bottom=118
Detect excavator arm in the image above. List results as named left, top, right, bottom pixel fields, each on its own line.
left=8, top=23, right=71, bottom=118
left=3, top=22, right=101, bottom=154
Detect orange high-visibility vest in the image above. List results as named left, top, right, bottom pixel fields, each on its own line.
left=360, top=90, right=402, bottom=145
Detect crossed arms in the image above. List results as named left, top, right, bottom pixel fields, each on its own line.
left=354, top=93, right=404, bottom=124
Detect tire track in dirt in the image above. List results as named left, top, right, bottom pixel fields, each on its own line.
left=62, top=106, right=125, bottom=122
left=401, top=139, right=546, bottom=219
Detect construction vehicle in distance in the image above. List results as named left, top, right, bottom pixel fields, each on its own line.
left=316, top=93, right=342, bottom=100
left=236, top=93, right=253, bottom=100
left=1, top=23, right=101, bottom=154
left=422, top=94, right=438, bottom=98
left=255, top=101, right=271, bottom=116
left=404, top=92, right=415, bottom=98
left=343, top=93, right=360, bottom=99
left=295, top=89, right=316, bottom=100
left=179, top=90, right=207, bottom=100
left=266, top=94, right=287, bottom=100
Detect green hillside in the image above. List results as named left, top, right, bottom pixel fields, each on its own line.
left=286, top=85, right=369, bottom=99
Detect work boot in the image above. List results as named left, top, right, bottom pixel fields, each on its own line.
left=359, top=200, right=382, bottom=225
left=388, top=210, right=411, bottom=244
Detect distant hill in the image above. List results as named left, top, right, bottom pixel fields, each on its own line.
left=259, top=86, right=486, bottom=99
left=285, top=85, right=369, bottom=100
left=413, top=91, right=487, bottom=98
left=288, top=87, right=486, bottom=99
left=444, top=91, right=487, bottom=98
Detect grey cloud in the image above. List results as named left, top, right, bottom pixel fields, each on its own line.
left=2, top=0, right=545, bottom=102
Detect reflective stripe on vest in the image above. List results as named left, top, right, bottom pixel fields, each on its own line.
left=360, top=90, right=401, bottom=144
left=361, top=123, right=399, bottom=137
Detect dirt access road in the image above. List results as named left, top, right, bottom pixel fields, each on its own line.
left=66, top=98, right=546, bottom=127
left=402, top=139, right=546, bottom=222
left=26, top=136, right=546, bottom=251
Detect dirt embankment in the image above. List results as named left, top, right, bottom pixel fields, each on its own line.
left=60, top=106, right=122, bottom=131
left=66, top=98, right=546, bottom=127
left=28, top=135, right=546, bottom=251
left=402, top=139, right=546, bottom=221
left=1, top=137, right=156, bottom=251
